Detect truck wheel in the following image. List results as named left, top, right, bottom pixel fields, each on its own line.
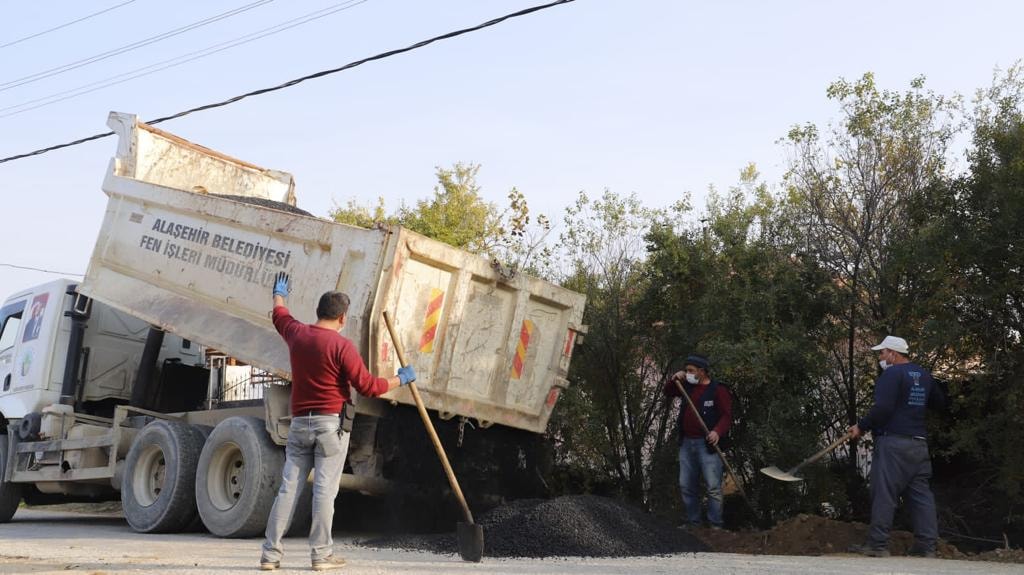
left=183, top=425, right=213, bottom=533
left=196, top=417, right=283, bottom=537
left=121, top=420, right=205, bottom=533
left=0, top=435, right=23, bottom=523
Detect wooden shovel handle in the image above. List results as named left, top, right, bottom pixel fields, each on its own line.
left=789, top=430, right=855, bottom=475
left=383, top=310, right=474, bottom=525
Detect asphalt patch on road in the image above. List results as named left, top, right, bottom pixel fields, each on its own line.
left=361, top=494, right=708, bottom=558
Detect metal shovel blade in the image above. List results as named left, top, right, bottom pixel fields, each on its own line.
left=760, top=465, right=803, bottom=482
left=457, top=521, right=484, bottom=562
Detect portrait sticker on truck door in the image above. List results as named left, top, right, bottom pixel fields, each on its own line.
left=21, top=293, right=48, bottom=343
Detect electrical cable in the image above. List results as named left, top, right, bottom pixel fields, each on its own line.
left=0, top=263, right=84, bottom=276
left=0, top=0, right=139, bottom=50
left=0, top=0, right=370, bottom=118
left=0, top=0, right=274, bottom=93
left=0, top=0, right=576, bottom=165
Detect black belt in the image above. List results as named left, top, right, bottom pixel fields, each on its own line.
left=299, top=410, right=339, bottom=417
left=879, top=432, right=926, bottom=441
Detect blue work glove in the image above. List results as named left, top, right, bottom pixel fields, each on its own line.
left=397, top=365, right=416, bottom=386
left=273, top=272, right=290, bottom=298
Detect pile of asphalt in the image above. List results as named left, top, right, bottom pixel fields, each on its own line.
left=212, top=194, right=314, bottom=217
left=362, top=494, right=708, bottom=558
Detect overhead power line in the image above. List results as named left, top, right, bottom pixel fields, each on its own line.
left=0, top=0, right=274, bottom=94
left=0, top=263, right=84, bottom=276
left=0, top=0, right=139, bottom=50
left=0, top=0, right=576, bottom=166
left=0, top=0, right=371, bottom=119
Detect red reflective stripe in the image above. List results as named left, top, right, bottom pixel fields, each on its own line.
left=512, top=354, right=524, bottom=378
left=419, top=324, right=438, bottom=350
left=563, top=330, right=575, bottom=355
left=425, top=292, right=444, bottom=316
left=546, top=388, right=560, bottom=407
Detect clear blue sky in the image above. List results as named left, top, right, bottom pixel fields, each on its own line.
left=0, top=0, right=1021, bottom=301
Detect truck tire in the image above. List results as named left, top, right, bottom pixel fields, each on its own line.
left=0, top=435, right=23, bottom=523
left=183, top=425, right=213, bottom=533
left=121, top=420, right=206, bottom=533
left=196, top=416, right=283, bottom=537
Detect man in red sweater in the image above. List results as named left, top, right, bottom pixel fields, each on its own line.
left=663, top=354, right=732, bottom=529
left=260, top=272, right=415, bottom=571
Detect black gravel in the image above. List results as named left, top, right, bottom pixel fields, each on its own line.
left=212, top=194, right=314, bottom=217
left=362, top=494, right=708, bottom=558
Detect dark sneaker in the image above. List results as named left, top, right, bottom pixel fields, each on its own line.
left=259, top=558, right=280, bottom=571
left=848, top=543, right=890, bottom=557
left=311, top=555, right=346, bottom=571
left=908, top=547, right=937, bottom=558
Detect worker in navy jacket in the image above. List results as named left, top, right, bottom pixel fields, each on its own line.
left=849, top=336, right=946, bottom=558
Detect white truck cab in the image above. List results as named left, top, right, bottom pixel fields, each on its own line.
left=0, top=280, right=201, bottom=422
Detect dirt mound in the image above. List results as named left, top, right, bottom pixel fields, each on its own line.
left=969, top=547, right=1024, bottom=563
left=362, top=494, right=708, bottom=558
left=693, top=514, right=964, bottom=558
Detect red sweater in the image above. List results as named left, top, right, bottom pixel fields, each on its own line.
left=273, top=306, right=389, bottom=416
left=663, top=378, right=733, bottom=438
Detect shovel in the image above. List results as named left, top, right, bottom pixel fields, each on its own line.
left=383, top=310, right=484, bottom=562
left=760, top=430, right=855, bottom=482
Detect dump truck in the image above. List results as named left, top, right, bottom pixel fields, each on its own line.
left=0, top=112, right=586, bottom=536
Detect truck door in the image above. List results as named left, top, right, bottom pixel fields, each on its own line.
left=0, top=300, right=27, bottom=394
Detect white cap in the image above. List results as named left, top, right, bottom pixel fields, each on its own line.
left=871, top=335, right=909, bottom=354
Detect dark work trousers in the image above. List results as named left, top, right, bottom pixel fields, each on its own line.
left=867, top=435, right=938, bottom=552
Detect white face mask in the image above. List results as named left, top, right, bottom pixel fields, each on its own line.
left=879, top=360, right=889, bottom=370
left=685, top=373, right=700, bottom=384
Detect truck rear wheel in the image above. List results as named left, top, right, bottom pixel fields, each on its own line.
left=0, top=435, right=23, bottom=523
left=196, top=416, right=283, bottom=537
left=121, top=420, right=206, bottom=533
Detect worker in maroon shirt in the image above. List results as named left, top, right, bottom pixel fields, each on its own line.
left=261, top=272, right=415, bottom=572
left=663, top=354, right=732, bottom=529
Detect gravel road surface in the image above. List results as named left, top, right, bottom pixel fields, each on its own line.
left=0, top=509, right=1018, bottom=575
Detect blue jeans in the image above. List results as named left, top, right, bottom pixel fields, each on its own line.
left=262, top=415, right=350, bottom=562
left=867, top=435, right=938, bottom=553
left=679, top=438, right=724, bottom=527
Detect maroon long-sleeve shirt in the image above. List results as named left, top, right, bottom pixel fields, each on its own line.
left=273, top=305, right=389, bottom=416
left=663, top=378, right=733, bottom=439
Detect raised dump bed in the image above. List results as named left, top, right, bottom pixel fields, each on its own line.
left=80, top=113, right=586, bottom=434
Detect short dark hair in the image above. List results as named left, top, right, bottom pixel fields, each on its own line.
left=317, top=291, right=350, bottom=320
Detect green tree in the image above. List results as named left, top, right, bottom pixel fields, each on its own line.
left=783, top=73, right=961, bottom=455
left=328, top=196, right=396, bottom=228
left=330, top=163, right=553, bottom=276
left=916, top=66, right=1024, bottom=532
left=398, top=163, right=503, bottom=252
left=549, top=190, right=668, bottom=504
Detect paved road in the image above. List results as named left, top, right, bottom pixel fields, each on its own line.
left=0, top=509, right=1019, bottom=575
